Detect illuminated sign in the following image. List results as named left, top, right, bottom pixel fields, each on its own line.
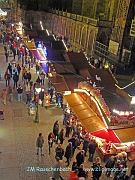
left=113, top=109, right=133, bottom=116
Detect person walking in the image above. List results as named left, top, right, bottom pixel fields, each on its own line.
left=13, top=72, right=19, bottom=88
left=58, top=129, right=65, bottom=144
left=68, top=135, right=78, bottom=156
left=12, top=47, right=16, bottom=60
left=8, top=86, right=13, bottom=102
left=53, top=121, right=59, bottom=144
left=40, top=71, right=45, bottom=85
left=5, top=51, right=9, bottom=63
left=25, top=82, right=31, bottom=105
left=48, top=132, right=55, bottom=155
left=1, top=88, right=8, bottom=105
left=7, top=63, right=12, bottom=76
left=78, top=164, right=88, bottom=179
left=65, top=142, right=73, bottom=167
left=76, top=150, right=85, bottom=167
left=105, top=156, right=115, bottom=177
left=92, top=157, right=102, bottom=180
left=51, top=157, right=64, bottom=180
left=26, top=71, right=31, bottom=82
left=36, top=63, right=40, bottom=74
left=16, top=64, right=21, bottom=75
left=65, top=120, right=72, bottom=138
left=130, top=162, right=135, bottom=179
left=22, top=67, right=27, bottom=81
left=113, top=160, right=126, bottom=180
left=17, top=84, right=23, bottom=102
left=88, top=139, right=97, bottom=162
left=36, top=76, right=41, bottom=85
left=39, top=89, right=44, bottom=107
left=82, top=135, right=89, bottom=157
left=36, top=133, right=44, bottom=156
left=55, top=144, right=64, bottom=160
left=4, top=70, right=11, bottom=87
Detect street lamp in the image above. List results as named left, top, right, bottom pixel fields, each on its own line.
left=34, top=87, right=41, bottom=123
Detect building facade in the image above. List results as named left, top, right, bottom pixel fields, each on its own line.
left=19, top=0, right=135, bottom=71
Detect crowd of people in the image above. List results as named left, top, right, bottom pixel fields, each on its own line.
left=0, top=21, right=134, bottom=180
left=36, top=108, right=135, bottom=180
left=90, top=56, right=116, bottom=74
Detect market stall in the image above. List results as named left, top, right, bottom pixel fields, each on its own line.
left=64, top=93, right=106, bottom=133
left=64, top=82, right=135, bottom=160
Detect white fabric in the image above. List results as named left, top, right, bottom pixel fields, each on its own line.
left=0, top=9, right=7, bottom=16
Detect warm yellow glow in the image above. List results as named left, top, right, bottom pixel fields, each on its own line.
left=91, top=96, right=108, bottom=128
left=74, top=89, right=90, bottom=96
left=63, top=91, right=71, bottom=96
left=35, top=87, right=41, bottom=93
left=131, top=97, right=135, bottom=104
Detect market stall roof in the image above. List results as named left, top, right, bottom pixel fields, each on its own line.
left=67, top=52, right=89, bottom=70
left=49, top=74, right=69, bottom=92
left=53, top=63, right=76, bottom=74
left=31, top=49, right=46, bottom=61
left=101, top=89, right=131, bottom=112
left=124, top=84, right=135, bottom=96
left=49, top=74, right=64, bottom=84
left=91, top=129, right=120, bottom=143
left=24, top=39, right=36, bottom=50
left=88, top=65, right=117, bottom=92
left=64, top=93, right=106, bottom=133
left=63, top=75, right=84, bottom=91
left=47, top=48, right=65, bottom=62
left=114, top=128, right=135, bottom=143
left=53, top=82, right=69, bottom=92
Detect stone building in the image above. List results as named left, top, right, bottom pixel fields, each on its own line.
left=18, top=0, right=135, bottom=72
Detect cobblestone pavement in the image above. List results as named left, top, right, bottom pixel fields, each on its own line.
left=0, top=43, right=134, bottom=180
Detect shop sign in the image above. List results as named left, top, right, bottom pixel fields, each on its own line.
left=130, top=18, right=135, bottom=37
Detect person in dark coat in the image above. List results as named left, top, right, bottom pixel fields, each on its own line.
left=27, top=71, right=31, bottom=82
left=68, top=135, right=78, bottom=156
left=53, top=121, right=59, bottom=144
left=13, top=72, right=19, bottom=88
left=58, top=128, right=65, bottom=144
left=88, top=139, right=97, bottom=162
left=48, top=132, right=54, bottom=155
left=5, top=51, right=8, bottom=62
left=105, top=156, right=115, bottom=177
left=7, top=63, right=12, bottom=76
left=12, top=47, right=16, bottom=60
left=55, top=144, right=64, bottom=160
left=65, top=142, right=72, bottom=167
left=113, top=160, right=126, bottom=180
left=36, top=76, right=41, bottom=85
left=39, top=89, right=44, bottom=107
left=78, top=164, right=88, bottom=179
left=76, top=150, right=85, bottom=167
left=72, top=161, right=78, bottom=171
left=17, top=64, right=21, bottom=75
left=82, top=136, right=89, bottom=157
left=92, top=157, right=102, bottom=180
left=130, top=162, right=135, bottom=179
left=65, top=120, right=71, bottom=138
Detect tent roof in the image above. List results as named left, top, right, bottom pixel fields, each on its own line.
left=31, top=49, right=46, bottom=60
left=67, top=52, right=89, bottom=70
left=64, top=93, right=106, bottom=132
left=91, top=129, right=120, bottom=143
left=114, top=128, right=135, bottom=143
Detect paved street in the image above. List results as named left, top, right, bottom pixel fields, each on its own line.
left=0, top=43, right=67, bottom=180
